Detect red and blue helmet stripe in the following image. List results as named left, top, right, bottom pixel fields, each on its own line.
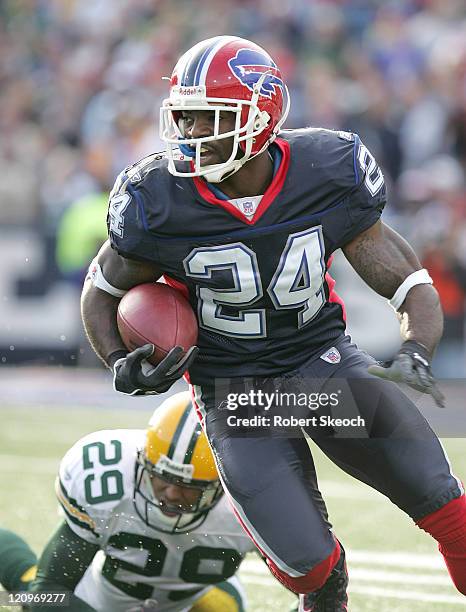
left=178, top=36, right=235, bottom=87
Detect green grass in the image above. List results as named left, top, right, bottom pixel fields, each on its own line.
left=1, top=405, right=465, bottom=611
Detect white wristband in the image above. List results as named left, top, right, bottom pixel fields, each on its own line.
left=87, top=261, right=127, bottom=298
left=389, top=268, right=433, bottom=311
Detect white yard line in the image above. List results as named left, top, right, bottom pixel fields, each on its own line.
left=348, top=549, right=444, bottom=570
left=243, top=561, right=449, bottom=585
left=242, top=561, right=449, bottom=586
left=348, top=585, right=466, bottom=605
left=240, top=563, right=464, bottom=605
left=241, top=551, right=444, bottom=577
left=240, top=575, right=466, bottom=606
left=348, top=568, right=450, bottom=585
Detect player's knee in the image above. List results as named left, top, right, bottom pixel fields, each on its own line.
left=266, top=541, right=341, bottom=594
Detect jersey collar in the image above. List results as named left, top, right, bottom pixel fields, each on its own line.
left=191, top=138, right=290, bottom=225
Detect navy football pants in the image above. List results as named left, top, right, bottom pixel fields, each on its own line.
left=192, top=336, right=462, bottom=577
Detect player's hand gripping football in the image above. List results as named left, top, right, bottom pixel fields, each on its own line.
left=113, top=344, right=198, bottom=395
left=368, top=340, right=445, bottom=408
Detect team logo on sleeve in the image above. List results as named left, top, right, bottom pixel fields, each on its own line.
left=228, top=49, right=284, bottom=99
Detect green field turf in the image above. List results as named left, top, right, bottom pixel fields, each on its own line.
left=1, top=404, right=465, bottom=611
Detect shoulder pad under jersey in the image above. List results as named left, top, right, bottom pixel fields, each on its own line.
left=109, top=151, right=167, bottom=200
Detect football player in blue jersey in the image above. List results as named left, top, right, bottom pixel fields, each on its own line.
left=81, top=36, right=466, bottom=611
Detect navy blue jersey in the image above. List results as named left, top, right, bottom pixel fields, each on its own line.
left=108, top=128, right=386, bottom=384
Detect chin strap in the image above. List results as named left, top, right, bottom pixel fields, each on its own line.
left=178, top=142, right=196, bottom=157
left=202, top=159, right=246, bottom=183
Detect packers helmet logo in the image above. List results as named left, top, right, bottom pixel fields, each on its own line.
left=228, top=49, right=284, bottom=100
left=135, top=392, right=223, bottom=533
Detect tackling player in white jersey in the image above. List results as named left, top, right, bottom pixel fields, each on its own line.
left=25, top=392, right=254, bottom=611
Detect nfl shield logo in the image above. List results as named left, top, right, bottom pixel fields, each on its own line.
left=320, top=347, right=341, bottom=364
left=242, top=201, right=254, bottom=215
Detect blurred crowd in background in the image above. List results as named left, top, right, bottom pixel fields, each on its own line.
left=1, top=0, right=465, bottom=374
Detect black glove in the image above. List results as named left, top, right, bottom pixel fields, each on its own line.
left=113, top=344, right=198, bottom=395
left=368, top=340, right=445, bottom=408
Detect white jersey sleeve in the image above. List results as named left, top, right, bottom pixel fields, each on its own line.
left=56, top=429, right=145, bottom=544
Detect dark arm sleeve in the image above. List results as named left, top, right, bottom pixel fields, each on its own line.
left=27, top=522, right=98, bottom=611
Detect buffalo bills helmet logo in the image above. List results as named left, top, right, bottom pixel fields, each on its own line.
left=228, top=49, right=284, bottom=100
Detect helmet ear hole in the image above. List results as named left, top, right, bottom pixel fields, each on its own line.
left=253, top=110, right=270, bottom=132
left=261, top=111, right=271, bottom=125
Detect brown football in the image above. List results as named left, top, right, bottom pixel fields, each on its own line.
left=117, top=283, right=198, bottom=365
